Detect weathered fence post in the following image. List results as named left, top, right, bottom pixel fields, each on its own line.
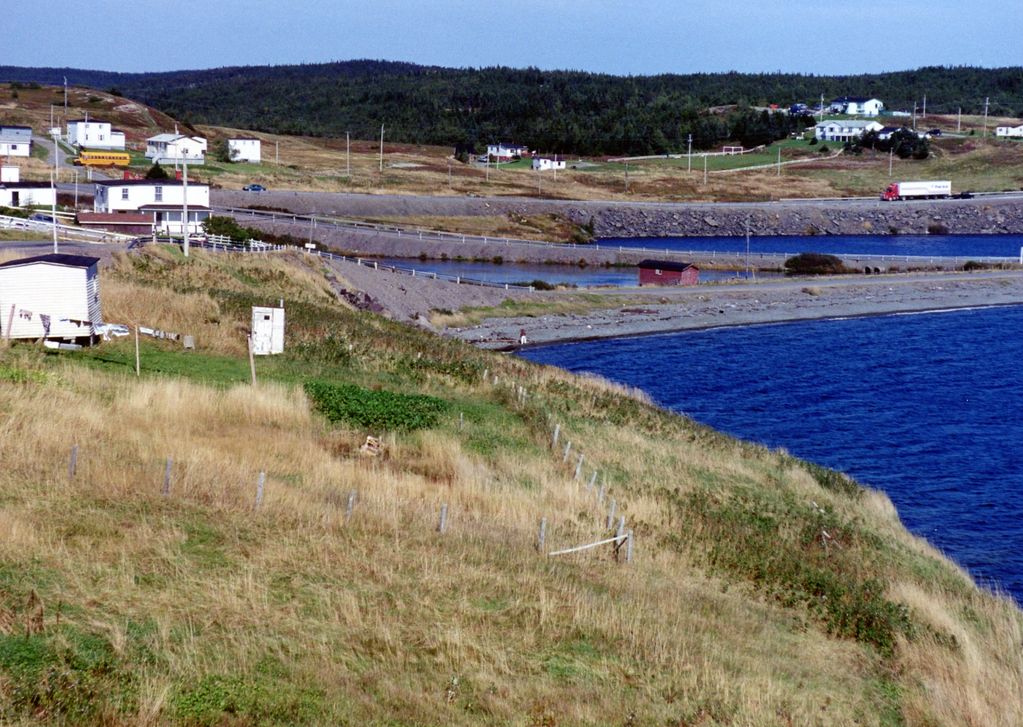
left=625, top=530, right=634, bottom=563
left=437, top=503, right=449, bottom=534
left=68, top=445, right=78, bottom=479
left=574, top=454, right=584, bottom=481
left=254, top=471, right=265, bottom=509
left=162, top=458, right=172, bottom=496
left=606, top=499, right=617, bottom=529
left=536, top=517, right=547, bottom=553
left=551, top=423, right=560, bottom=449
left=587, top=471, right=597, bottom=491
left=345, top=490, right=357, bottom=522
left=562, top=441, right=572, bottom=462
left=614, top=516, right=626, bottom=561
left=597, top=482, right=606, bottom=504
left=459, top=412, right=464, bottom=431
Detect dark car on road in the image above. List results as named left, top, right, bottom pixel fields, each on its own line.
left=242, top=184, right=267, bottom=192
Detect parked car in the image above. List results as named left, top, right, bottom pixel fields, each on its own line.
left=927, top=129, right=942, bottom=137
left=28, top=213, right=54, bottom=222
left=242, top=184, right=267, bottom=192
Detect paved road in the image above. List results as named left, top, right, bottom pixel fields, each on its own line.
left=32, top=135, right=111, bottom=182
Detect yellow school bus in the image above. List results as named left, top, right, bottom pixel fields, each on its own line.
left=74, top=150, right=131, bottom=167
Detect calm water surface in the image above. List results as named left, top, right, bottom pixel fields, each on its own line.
left=522, top=305, right=1023, bottom=604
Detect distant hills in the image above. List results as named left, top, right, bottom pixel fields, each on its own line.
left=2, top=61, right=1021, bottom=155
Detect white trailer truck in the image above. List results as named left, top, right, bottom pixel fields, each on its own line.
left=880, top=180, right=952, bottom=201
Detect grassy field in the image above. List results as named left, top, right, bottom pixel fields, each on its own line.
left=0, top=247, right=1019, bottom=724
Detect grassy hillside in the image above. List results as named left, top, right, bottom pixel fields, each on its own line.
left=0, top=246, right=1020, bottom=724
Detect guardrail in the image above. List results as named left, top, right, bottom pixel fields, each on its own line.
left=0, top=214, right=135, bottom=243
left=212, top=207, right=1022, bottom=267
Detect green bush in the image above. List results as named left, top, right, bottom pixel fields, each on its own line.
left=304, top=380, right=447, bottom=431
left=784, top=252, right=848, bottom=275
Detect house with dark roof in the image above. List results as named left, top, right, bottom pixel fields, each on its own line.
left=93, top=179, right=210, bottom=234
left=0, top=182, right=56, bottom=208
left=0, top=254, right=102, bottom=341
left=0, top=125, right=32, bottom=157
left=637, top=259, right=699, bottom=287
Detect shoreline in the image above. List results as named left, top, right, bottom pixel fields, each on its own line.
left=445, top=271, right=1023, bottom=349
left=505, top=299, right=1023, bottom=351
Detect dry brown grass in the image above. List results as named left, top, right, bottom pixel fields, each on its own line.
left=0, top=244, right=1020, bottom=725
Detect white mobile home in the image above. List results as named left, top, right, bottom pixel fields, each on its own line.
left=146, top=134, right=207, bottom=164
left=66, top=119, right=126, bottom=149
left=829, top=97, right=885, bottom=117
left=0, top=126, right=31, bottom=157
left=251, top=306, right=285, bottom=355
left=995, top=125, right=1023, bottom=138
left=486, top=143, right=529, bottom=159
left=228, top=137, right=261, bottom=163
left=0, top=254, right=101, bottom=341
left=531, top=157, right=566, bottom=171
left=93, top=180, right=210, bottom=234
left=0, top=183, right=56, bottom=208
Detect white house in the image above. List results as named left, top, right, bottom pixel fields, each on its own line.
left=146, top=134, right=208, bottom=164
left=0, top=126, right=32, bottom=158
left=1, top=166, right=19, bottom=183
left=486, top=143, right=529, bottom=160
left=93, top=179, right=210, bottom=234
left=531, top=157, right=566, bottom=171
left=995, top=125, right=1023, bottom=138
left=829, top=97, right=885, bottom=117
left=0, top=183, right=56, bottom=208
left=815, top=120, right=883, bottom=142
left=0, top=253, right=101, bottom=342
left=66, top=119, right=125, bottom=150
left=227, top=137, right=261, bottom=163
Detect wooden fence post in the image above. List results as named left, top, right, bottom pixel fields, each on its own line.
left=606, top=499, right=617, bottom=529
left=597, top=482, right=606, bottom=504
left=551, top=423, right=560, bottom=449
left=587, top=471, right=597, bottom=491
left=437, top=503, right=448, bottom=534
left=162, top=458, right=172, bottom=496
left=537, top=517, right=547, bottom=553
left=458, top=412, right=464, bottom=431
left=562, top=441, right=571, bottom=462
left=254, top=471, right=265, bottom=509
left=626, top=530, right=634, bottom=563
left=68, top=445, right=78, bottom=479
left=345, top=490, right=357, bottom=522
left=614, top=516, right=626, bottom=561
left=247, top=335, right=257, bottom=386
left=574, top=454, right=584, bottom=481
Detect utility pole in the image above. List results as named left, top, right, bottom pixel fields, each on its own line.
left=889, top=146, right=894, bottom=177
left=957, top=107, right=962, bottom=133
left=744, top=216, right=751, bottom=279
left=378, top=124, right=384, bottom=173
left=776, top=145, right=781, bottom=176
left=275, top=141, right=279, bottom=166
left=703, top=154, right=708, bottom=185
left=536, top=168, right=541, bottom=197
left=447, top=160, right=452, bottom=188
left=63, top=76, right=67, bottom=114
left=624, top=161, right=629, bottom=191
left=346, top=131, right=350, bottom=179
left=687, top=133, right=692, bottom=173
left=983, top=97, right=989, bottom=136
left=819, top=93, right=824, bottom=122
left=922, top=94, right=926, bottom=118
left=182, top=159, right=189, bottom=257
left=912, top=101, right=917, bottom=131
left=50, top=129, right=59, bottom=254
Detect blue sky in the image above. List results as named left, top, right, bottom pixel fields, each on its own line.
left=5, top=0, right=1017, bottom=75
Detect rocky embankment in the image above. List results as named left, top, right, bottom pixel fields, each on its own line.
left=214, top=190, right=1023, bottom=238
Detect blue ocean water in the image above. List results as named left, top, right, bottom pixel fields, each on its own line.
left=521, top=305, right=1023, bottom=603
left=600, top=233, right=1023, bottom=259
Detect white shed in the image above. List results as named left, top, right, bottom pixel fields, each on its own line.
left=0, top=254, right=101, bottom=341
left=228, top=137, right=261, bottom=163
left=251, top=306, right=284, bottom=355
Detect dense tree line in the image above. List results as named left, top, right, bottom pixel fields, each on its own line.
left=3, top=61, right=1021, bottom=155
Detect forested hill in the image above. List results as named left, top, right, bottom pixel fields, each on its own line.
left=3, top=61, right=1022, bottom=155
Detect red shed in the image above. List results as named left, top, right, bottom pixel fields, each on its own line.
left=637, top=259, right=700, bottom=286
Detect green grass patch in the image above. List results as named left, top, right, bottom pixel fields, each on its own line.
left=172, top=673, right=324, bottom=725
left=305, top=380, right=448, bottom=432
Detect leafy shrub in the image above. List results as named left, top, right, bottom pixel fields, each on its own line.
left=784, top=252, right=848, bottom=275
left=173, top=674, right=321, bottom=725
left=962, top=260, right=991, bottom=271
left=304, top=380, right=447, bottom=431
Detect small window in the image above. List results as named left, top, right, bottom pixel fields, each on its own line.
left=121, top=188, right=129, bottom=200
left=154, top=186, right=163, bottom=202
left=263, top=315, right=271, bottom=321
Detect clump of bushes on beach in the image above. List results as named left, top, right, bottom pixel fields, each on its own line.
left=784, top=252, right=849, bottom=276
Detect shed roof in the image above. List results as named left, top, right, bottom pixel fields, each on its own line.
left=77, top=212, right=151, bottom=224
left=0, top=182, right=52, bottom=189
left=0, top=125, right=32, bottom=131
left=0, top=253, right=100, bottom=270
left=636, top=259, right=698, bottom=272
left=94, top=179, right=209, bottom=188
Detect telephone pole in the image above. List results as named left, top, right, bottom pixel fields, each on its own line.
left=687, top=133, right=692, bottom=173
left=378, top=124, right=384, bottom=173
left=922, top=94, right=926, bottom=118
left=983, top=97, right=989, bottom=136
left=957, top=107, right=962, bottom=133
left=346, top=131, right=350, bottom=179
left=182, top=160, right=190, bottom=257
